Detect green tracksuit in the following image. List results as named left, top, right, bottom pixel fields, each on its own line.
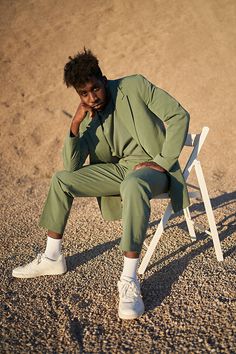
left=39, top=75, right=189, bottom=252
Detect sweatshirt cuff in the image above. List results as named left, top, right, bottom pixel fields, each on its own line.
left=63, top=130, right=80, bottom=150
left=69, top=129, right=80, bottom=138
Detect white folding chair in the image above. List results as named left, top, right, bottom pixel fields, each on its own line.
left=138, top=126, right=224, bottom=275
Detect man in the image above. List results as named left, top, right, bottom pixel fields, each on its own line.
left=12, top=49, right=190, bottom=320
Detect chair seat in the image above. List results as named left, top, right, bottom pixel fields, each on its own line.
left=154, top=191, right=201, bottom=200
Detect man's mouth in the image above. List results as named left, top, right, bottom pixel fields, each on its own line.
left=92, top=102, right=104, bottom=110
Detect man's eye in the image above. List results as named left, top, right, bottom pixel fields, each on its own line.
left=81, top=92, right=87, bottom=97
left=93, top=87, right=100, bottom=92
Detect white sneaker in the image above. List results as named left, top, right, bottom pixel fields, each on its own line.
left=118, top=278, right=145, bottom=320
left=12, top=253, right=67, bottom=279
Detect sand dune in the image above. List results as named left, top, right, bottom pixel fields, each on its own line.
left=1, top=0, right=236, bottom=190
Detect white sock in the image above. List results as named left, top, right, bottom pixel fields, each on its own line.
left=44, top=237, right=62, bottom=260
left=121, top=256, right=139, bottom=281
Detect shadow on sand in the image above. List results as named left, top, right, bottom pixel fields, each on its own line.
left=67, top=191, right=236, bottom=312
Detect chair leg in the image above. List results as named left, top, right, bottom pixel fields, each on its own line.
left=194, top=161, right=224, bottom=261
left=138, top=202, right=173, bottom=275
left=183, top=207, right=197, bottom=241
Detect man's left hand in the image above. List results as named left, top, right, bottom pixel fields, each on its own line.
left=133, top=162, right=166, bottom=172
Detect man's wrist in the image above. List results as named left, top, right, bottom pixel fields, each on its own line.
left=70, top=121, right=81, bottom=137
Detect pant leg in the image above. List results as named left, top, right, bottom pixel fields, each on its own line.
left=39, top=163, right=127, bottom=234
left=119, top=167, right=169, bottom=253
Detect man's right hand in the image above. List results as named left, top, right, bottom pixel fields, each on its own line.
left=70, top=103, right=95, bottom=136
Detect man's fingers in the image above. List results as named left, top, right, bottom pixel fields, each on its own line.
left=133, top=164, right=143, bottom=170
left=85, top=105, right=95, bottom=118
left=133, top=162, right=165, bottom=172
left=89, top=109, right=96, bottom=118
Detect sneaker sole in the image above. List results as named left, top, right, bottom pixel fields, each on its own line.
left=12, top=270, right=67, bottom=279
left=118, top=309, right=145, bottom=320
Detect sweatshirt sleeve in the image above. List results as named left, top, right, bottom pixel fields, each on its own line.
left=138, top=75, right=190, bottom=172
left=62, top=130, right=89, bottom=172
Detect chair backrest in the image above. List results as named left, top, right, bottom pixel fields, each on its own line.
left=183, top=126, right=209, bottom=180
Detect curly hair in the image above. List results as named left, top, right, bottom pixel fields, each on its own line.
left=64, top=48, right=103, bottom=88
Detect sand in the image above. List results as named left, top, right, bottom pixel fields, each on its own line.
left=1, top=0, right=236, bottom=352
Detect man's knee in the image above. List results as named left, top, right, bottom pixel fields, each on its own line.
left=51, top=170, right=72, bottom=186
left=120, top=174, right=150, bottom=198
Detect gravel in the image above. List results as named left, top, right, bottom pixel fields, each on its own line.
left=1, top=172, right=236, bottom=353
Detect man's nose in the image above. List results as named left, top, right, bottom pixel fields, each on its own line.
left=89, top=92, right=98, bottom=104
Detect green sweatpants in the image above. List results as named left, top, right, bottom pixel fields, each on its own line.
left=39, top=163, right=169, bottom=253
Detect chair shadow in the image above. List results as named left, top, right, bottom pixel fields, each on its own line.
left=142, top=191, right=236, bottom=311
left=142, top=228, right=235, bottom=313
left=142, top=238, right=212, bottom=311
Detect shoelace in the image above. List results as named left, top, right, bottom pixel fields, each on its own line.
left=120, top=281, right=140, bottom=300
left=23, top=253, right=44, bottom=269
left=36, top=253, right=44, bottom=264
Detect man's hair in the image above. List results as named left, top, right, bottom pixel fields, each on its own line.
left=64, top=48, right=103, bottom=88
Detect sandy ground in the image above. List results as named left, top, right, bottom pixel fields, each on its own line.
left=1, top=0, right=236, bottom=352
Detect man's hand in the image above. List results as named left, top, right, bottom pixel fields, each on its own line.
left=70, top=103, right=96, bottom=136
left=133, top=161, right=166, bottom=172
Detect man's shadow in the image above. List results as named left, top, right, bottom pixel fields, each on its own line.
left=67, top=238, right=120, bottom=271
left=67, top=191, right=235, bottom=310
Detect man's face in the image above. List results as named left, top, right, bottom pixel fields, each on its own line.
left=75, top=76, right=108, bottom=112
